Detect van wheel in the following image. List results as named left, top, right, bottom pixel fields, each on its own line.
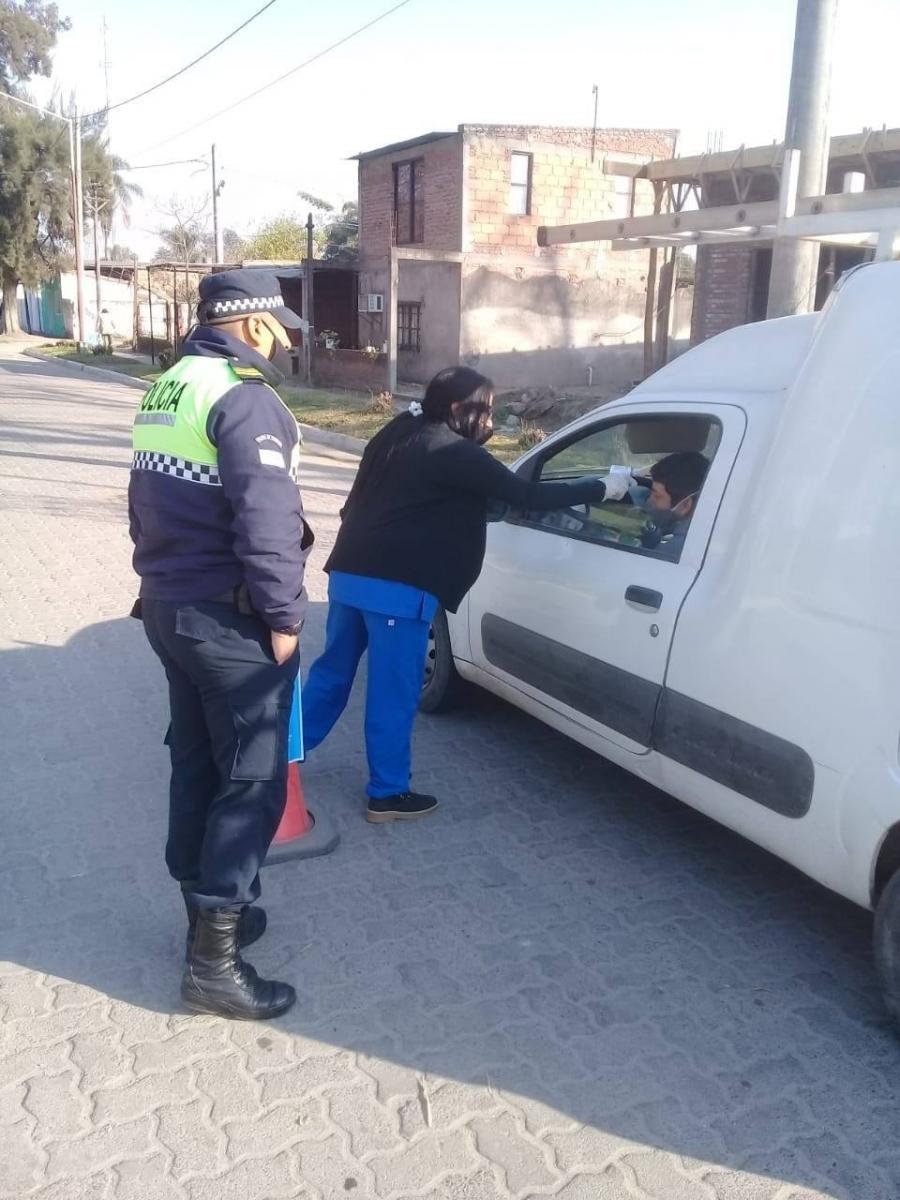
left=874, top=869, right=900, bottom=1020
left=419, top=609, right=463, bottom=714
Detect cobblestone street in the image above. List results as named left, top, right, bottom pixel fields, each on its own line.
left=1, top=349, right=898, bottom=1200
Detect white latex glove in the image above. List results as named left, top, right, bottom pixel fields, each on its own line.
left=600, top=472, right=633, bottom=502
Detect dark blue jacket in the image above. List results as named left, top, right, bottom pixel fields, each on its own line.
left=128, top=327, right=312, bottom=629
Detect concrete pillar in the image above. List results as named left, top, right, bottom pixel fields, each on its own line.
left=767, top=0, right=838, bottom=319
left=387, top=248, right=398, bottom=393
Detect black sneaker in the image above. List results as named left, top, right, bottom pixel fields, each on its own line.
left=366, top=792, right=439, bottom=823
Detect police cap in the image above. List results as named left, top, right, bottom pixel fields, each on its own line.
left=197, top=268, right=304, bottom=331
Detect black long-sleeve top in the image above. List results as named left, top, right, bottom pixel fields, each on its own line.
left=325, top=414, right=607, bottom=612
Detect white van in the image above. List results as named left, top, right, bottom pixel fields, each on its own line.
left=421, top=260, right=900, bottom=1018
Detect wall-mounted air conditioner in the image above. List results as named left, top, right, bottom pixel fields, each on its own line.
left=358, top=293, right=385, bottom=313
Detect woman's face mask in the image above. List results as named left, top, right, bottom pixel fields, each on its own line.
left=474, top=413, right=494, bottom=445
left=449, top=403, right=494, bottom=445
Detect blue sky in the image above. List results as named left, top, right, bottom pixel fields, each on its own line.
left=35, top=0, right=900, bottom=256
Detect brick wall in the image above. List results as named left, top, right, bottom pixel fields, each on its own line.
left=457, top=125, right=676, bottom=389
left=461, top=124, right=677, bottom=156
left=311, top=348, right=387, bottom=391
left=689, top=175, right=774, bottom=344
left=358, top=134, right=463, bottom=260
left=462, top=125, right=676, bottom=263
left=691, top=245, right=756, bottom=343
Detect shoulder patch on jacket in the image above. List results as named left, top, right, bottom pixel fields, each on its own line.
left=232, top=364, right=265, bottom=382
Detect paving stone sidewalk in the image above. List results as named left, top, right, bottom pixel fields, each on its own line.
left=0, top=349, right=898, bottom=1200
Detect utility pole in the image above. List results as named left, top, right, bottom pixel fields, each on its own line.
left=210, top=144, right=224, bottom=263
left=305, top=212, right=315, bottom=383
left=99, top=15, right=114, bottom=257
left=591, top=84, right=599, bottom=163
left=84, top=185, right=111, bottom=338
left=132, top=255, right=140, bottom=351
left=90, top=192, right=103, bottom=322
left=101, top=16, right=111, bottom=120
left=767, top=0, right=839, bottom=318
left=73, top=110, right=87, bottom=347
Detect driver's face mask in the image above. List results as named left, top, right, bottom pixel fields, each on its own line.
left=641, top=491, right=698, bottom=546
left=642, top=487, right=697, bottom=519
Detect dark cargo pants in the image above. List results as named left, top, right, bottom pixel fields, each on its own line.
left=141, top=598, right=298, bottom=909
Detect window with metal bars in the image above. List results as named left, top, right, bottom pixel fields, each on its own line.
left=398, top=302, right=421, bottom=352
left=393, top=159, right=425, bottom=244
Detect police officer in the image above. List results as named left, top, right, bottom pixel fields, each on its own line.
left=129, top=269, right=313, bottom=1021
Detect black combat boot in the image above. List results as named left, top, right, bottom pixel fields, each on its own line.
left=181, top=886, right=266, bottom=960
left=181, top=907, right=296, bottom=1021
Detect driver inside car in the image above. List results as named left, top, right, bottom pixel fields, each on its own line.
left=627, top=451, right=710, bottom=560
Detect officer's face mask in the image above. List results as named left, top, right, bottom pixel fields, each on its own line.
left=256, top=315, right=291, bottom=362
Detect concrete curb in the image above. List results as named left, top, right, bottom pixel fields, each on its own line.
left=296, top=423, right=364, bottom=460
left=24, top=349, right=153, bottom=392
left=24, top=349, right=366, bottom=462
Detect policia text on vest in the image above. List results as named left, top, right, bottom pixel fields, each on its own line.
left=135, top=376, right=189, bottom=422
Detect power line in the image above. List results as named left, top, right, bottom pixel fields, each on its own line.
left=86, top=0, right=280, bottom=119
left=122, top=158, right=209, bottom=171
left=0, top=90, right=71, bottom=122
left=133, top=0, right=414, bottom=158
left=224, top=165, right=332, bottom=186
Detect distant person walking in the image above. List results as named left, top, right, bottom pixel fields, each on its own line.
left=98, top=308, right=115, bottom=354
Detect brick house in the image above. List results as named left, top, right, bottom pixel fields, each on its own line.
left=355, top=124, right=676, bottom=389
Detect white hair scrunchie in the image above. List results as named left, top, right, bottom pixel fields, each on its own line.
left=408, top=401, right=423, bottom=417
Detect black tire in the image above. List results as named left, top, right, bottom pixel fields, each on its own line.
left=419, top=608, right=464, bottom=714
left=874, top=868, right=900, bottom=1021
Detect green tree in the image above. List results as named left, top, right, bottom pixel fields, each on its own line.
left=297, top=191, right=333, bottom=216
left=0, top=0, right=69, bottom=94
left=322, top=201, right=358, bottom=262
left=0, top=0, right=71, bottom=332
left=81, top=134, right=144, bottom=260
left=244, top=215, right=309, bottom=261
left=222, top=227, right=247, bottom=262
left=0, top=107, right=71, bottom=332
left=106, top=242, right=139, bottom=263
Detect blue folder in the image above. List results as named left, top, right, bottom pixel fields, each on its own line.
left=288, top=674, right=305, bottom=764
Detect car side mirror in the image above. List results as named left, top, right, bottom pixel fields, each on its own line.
left=487, top=499, right=509, bottom=523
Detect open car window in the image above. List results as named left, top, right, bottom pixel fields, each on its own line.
left=511, top=414, right=722, bottom=562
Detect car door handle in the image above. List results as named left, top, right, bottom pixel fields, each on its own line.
left=625, top=585, right=663, bottom=611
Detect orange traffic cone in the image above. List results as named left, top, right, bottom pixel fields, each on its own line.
left=264, top=761, right=339, bottom=865
left=275, top=762, right=313, bottom=841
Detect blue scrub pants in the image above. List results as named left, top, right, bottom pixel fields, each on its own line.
left=302, top=600, right=431, bottom=798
